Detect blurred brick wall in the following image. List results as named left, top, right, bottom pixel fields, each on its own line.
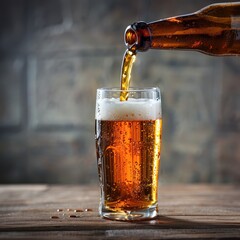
left=0, top=0, right=239, bottom=184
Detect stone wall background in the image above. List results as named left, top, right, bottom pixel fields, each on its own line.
left=0, top=0, right=239, bottom=184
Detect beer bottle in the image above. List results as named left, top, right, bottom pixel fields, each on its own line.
left=125, top=2, right=240, bottom=56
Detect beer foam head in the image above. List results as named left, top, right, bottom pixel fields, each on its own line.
left=96, top=98, right=161, bottom=120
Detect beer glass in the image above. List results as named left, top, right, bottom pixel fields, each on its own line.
left=95, top=88, right=162, bottom=221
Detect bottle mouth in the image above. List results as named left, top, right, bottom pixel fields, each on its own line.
left=124, top=22, right=151, bottom=52
left=124, top=26, right=138, bottom=50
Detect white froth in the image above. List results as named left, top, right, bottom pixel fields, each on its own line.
left=96, top=98, right=161, bottom=120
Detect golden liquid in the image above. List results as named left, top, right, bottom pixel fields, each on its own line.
left=120, top=49, right=136, bottom=101
left=95, top=119, right=162, bottom=211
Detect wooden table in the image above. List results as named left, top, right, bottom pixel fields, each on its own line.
left=0, top=184, right=239, bottom=239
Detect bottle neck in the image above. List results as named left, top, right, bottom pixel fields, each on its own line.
left=125, top=22, right=151, bottom=52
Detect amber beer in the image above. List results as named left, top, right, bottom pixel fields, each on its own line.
left=95, top=88, right=162, bottom=220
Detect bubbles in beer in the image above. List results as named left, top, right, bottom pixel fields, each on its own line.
left=120, top=49, right=136, bottom=101
left=95, top=117, right=162, bottom=211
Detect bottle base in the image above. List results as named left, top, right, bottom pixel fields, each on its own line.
left=100, top=204, right=158, bottom=221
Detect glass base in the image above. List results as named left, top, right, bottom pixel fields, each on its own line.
left=100, top=204, right=158, bottom=221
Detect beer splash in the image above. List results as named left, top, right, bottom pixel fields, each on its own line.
left=120, top=48, right=136, bottom=101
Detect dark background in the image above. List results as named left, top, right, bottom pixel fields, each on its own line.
left=0, top=0, right=239, bottom=184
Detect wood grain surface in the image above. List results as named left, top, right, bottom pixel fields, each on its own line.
left=0, top=184, right=239, bottom=239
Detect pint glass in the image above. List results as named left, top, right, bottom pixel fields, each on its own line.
left=95, top=88, right=162, bottom=221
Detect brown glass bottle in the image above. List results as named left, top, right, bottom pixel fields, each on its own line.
left=125, top=2, right=240, bottom=56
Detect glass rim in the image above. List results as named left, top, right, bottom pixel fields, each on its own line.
left=97, top=87, right=160, bottom=92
